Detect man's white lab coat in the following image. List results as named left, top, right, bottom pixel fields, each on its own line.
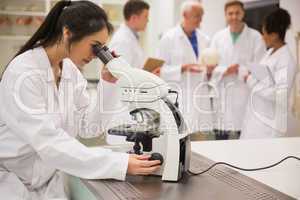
left=157, top=25, right=211, bottom=133
left=210, top=25, right=266, bottom=131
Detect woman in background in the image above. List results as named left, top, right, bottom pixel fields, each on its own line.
left=240, top=8, right=297, bottom=139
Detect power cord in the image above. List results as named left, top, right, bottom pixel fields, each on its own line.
left=168, top=90, right=179, bottom=108
left=188, top=156, right=300, bottom=176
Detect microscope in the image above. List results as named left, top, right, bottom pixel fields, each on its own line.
left=93, top=44, right=191, bottom=182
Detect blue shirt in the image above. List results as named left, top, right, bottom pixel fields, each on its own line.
left=188, top=30, right=199, bottom=58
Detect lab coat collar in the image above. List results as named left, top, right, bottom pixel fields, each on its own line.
left=121, top=23, right=140, bottom=41
left=32, top=47, right=71, bottom=82
left=226, top=23, right=249, bottom=40
left=176, top=24, right=200, bottom=39
left=268, top=44, right=288, bottom=58
left=61, top=59, right=72, bottom=80
left=174, top=24, right=199, bottom=62
left=128, top=26, right=139, bottom=40
left=238, top=24, right=249, bottom=41
left=176, top=24, right=188, bottom=39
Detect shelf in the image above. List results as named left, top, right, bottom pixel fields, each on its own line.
left=110, top=20, right=121, bottom=27
left=96, top=0, right=126, bottom=5
left=0, top=0, right=126, bottom=82
left=0, top=10, right=46, bottom=17
left=0, top=35, right=30, bottom=40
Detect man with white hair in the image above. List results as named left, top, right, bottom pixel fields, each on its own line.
left=156, top=1, right=213, bottom=135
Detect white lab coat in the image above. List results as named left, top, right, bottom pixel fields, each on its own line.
left=109, top=23, right=146, bottom=69
left=0, top=47, right=129, bottom=200
left=157, top=25, right=211, bottom=133
left=210, top=25, right=266, bottom=131
left=241, top=45, right=297, bottom=139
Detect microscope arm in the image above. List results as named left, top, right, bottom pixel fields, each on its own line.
left=92, top=44, right=169, bottom=99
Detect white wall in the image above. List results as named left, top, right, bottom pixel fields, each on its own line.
left=280, top=0, right=300, bottom=64
left=201, top=0, right=227, bottom=37
left=280, top=0, right=300, bottom=137
left=146, top=0, right=177, bottom=56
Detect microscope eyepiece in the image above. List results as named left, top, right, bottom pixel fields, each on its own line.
left=92, top=44, right=114, bottom=64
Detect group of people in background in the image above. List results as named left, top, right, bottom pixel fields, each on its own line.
left=104, top=0, right=297, bottom=140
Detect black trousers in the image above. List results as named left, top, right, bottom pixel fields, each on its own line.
left=213, top=129, right=241, bottom=140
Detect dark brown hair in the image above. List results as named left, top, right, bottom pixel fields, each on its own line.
left=224, top=0, right=244, bottom=12
left=123, top=0, right=150, bottom=21
left=263, top=8, right=291, bottom=41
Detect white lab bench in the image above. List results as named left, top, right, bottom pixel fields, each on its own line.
left=68, top=137, right=300, bottom=200
left=191, top=137, right=300, bottom=199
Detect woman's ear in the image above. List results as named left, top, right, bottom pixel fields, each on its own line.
left=62, top=27, right=72, bottom=43
left=62, top=27, right=73, bottom=53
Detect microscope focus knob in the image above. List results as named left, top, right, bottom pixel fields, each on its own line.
left=149, top=153, right=164, bottom=165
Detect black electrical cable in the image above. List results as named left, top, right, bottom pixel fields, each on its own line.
left=168, top=90, right=179, bottom=108
left=188, top=156, right=300, bottom=176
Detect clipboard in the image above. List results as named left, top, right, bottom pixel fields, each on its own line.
left=143, top=57, right=165, bottom=72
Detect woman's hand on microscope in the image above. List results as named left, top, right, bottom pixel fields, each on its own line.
left=127, top=154, right=161, bottom=175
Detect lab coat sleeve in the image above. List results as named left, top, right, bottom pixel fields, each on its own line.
left=208, top=35, right=228, bottom=87
left=246, top=65, right=290, bottom=104
left=236, top=33, right=266, bottom=82
left=156, top=35, right=182, bottom=82
left=0, top=73, right=129, bottom=180
left=208, top=65, right=227, bottom=87
left=73, top=78, right=129, bottom=139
